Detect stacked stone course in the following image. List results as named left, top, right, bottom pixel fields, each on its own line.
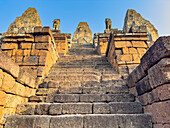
left=127, top=36, right=170, bottom=128
left=1, top=26, right=59, bottom=85
left=0, top=50, right=36, bottom=127
left=106, top=32, right=149, bottom=78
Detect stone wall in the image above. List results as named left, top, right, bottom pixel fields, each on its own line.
left=53, top=33, right=68, bottom=55
left=96, top=33, right=110, bottom=55
left=1, top=26, right=59, bottom=85
left=0, top=50, right=36, bottom=127
left=127, top=36, right=170, bottom=128
left=104, top=32, right=148, bottom=78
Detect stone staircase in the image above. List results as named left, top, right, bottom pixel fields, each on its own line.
left=4, top=44, right=152, bottom=128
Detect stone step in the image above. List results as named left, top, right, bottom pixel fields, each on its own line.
left=36, top=85, right=129, bottom=96
left=43, top=74, right=101, bottom=82
left=53, top=94, right=135, bottom=103
left=16, top=102, right=143, bottom=115
left=40, top=80, right=125, bottom=88
left=5, top=114, right=152, bottom=128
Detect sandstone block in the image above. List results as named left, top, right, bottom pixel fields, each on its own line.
left=145, top=101, right=170, bottom=124
left=119, top=54, right=132, bottom=61
left=3, top=50, right=13, bottom=57
left=35, top=103, right=50, bottom=115
left=50, top=115, right=83, bottom=128
left=80, top=94, right=106, bottom=102
left=0, top=50, right=20, bottom=78
left=127, top=64, right=146, bottom=88
left=115, top=41, right=132, bottom=48
left=141, top=36, right=170, bottom=72
left=148, top=58, right=170, bottom=88
left=135, top=76, right=152, bottom=96
left=0, top=90, right=7, bottom=106
left=138, top=92, right=153, bottom=105
left=11, top=82, right=25, bottom=96
left=151, top=84, right=170, bottom=102
left=1, top=72, right=15, bottom=93
left=62, top=103, right=92, bottom=114
left=31, top=49, right=39, bottom=56
left=5, top=94, right=21, bottom=108
left=16, top=103, right=36, bottom=115
left=5, top=115, right=35, bottom=128
left=93, top=103, right=110, bottom=114
left=34, top=116, right=51, bottom=128
left=35, top=43, right=49, bottom=50
left=122, top=47, right=129, bottom=54
left=132, top=41, right=147, bottom=48
left=106, top=94, right=135, bottom=102
left=23, top=56, right=38, bottom=65
left=15, top=56, right=23, bottom=64
left=35, top=35, right=51, bottom=43
left=1, top=43, right=18, bottom=50
left=20, top=43, right=32, bottom=49
left=129, top=48, right=138, bottom=54
left=15, top=49, right=24, bottom=56
left=109, top=102, right=143, bottom=114
left=137, top=48, right=147, bottom=54
left=49, top=103, right=62, bottom=115
left=54, top=94, right=79, bottom=103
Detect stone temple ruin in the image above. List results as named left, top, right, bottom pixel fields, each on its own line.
left=0, top=7, right=169, bottom=128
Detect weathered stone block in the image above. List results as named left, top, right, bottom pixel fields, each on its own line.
left=31, top=49, right=39, bottom=56
left=138, top=92, right=153, bottom=105
left=132, top=41, right=147, bottom=48
left=137, top=48, right=147, bottom=54
left=49, top=103, right=62, bottom=115
left=0, top=50, right=20, bottom=78
left=11, top=82, right=25, bottom=96
left=35, top=35, right=51, bottom=43
left=148, top=58, right=170, bottom=88
left=129, top=48, right=138, bottom=54
left=5, top=115, right=35, bottom=128
left=115, top=41, right=132, bottom=48
left=1, top=43, right=18, bottom=49
left=34, top=116, right=51, bottom=128
left=23, top=56, right=39, bottom=65
left=62, top=103, right=92, bottom=114
left=145, top=101, right=170, bottom=124
left=1, top=72, right=15, bottom=93
left=54, top=94, right=79, bottom=103
left=20, top=43, right=32, bottom=49
left=50, top=115, right=83, bottom=128
left=0, top=90, right=7, bottom=106
left=122, top=47, right=129, bottom=54
left=35, top=103, right=50, bottom=115
left=141, top=36, right=170, bottom=72
left=109, top=102, right=143, bottom=114
left=35, top=43, right=49, bottom=50
left=15, top=103, right=36, bottom=115
left=93, top=103, right=110, bottom=114
left=119, top=54, right=132, bottom=61
left=106, top=94, right=135, bottom=102
left=80, top=94, right=106, bottom=102
left=135, top=76, right=152, bottom=96
left=151, top=84, right=170, bottom=102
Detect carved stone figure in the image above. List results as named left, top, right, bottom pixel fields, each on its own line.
left=105, top=18, right=112, bottom=30
left=53, top=19, right=60, bottom=30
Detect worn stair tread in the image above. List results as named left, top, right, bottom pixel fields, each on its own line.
left=53, top=94, right=135, bottom=103
left=16, top=102, right=143, bottom=115
left=5, top=114, right=152, bottom=128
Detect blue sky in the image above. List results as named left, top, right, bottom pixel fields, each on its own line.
left=0, top=0, right=169, bottom=36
